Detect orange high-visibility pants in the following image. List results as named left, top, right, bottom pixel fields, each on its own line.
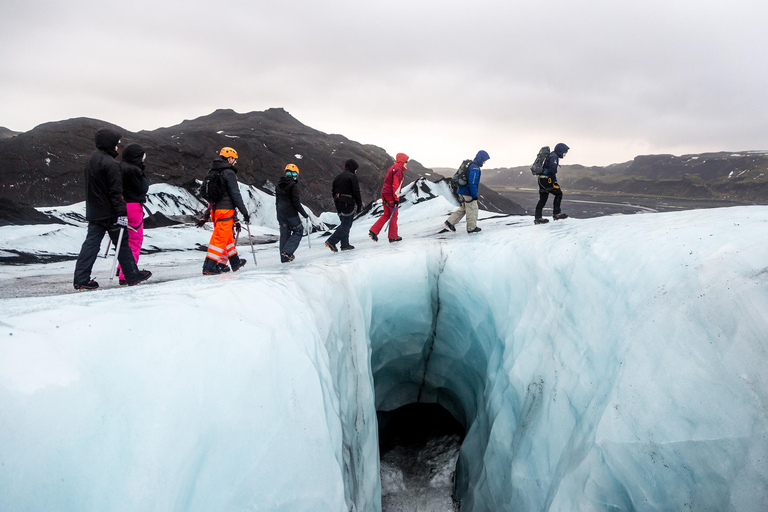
left=206, top=209, right=238, bottom=264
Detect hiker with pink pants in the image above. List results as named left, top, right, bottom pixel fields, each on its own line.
left=117, top=143, right=150, bottom=285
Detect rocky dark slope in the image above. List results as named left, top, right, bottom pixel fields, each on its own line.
left=0, top=109, right=521, bottom=221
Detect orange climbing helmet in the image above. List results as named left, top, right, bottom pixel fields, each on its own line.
left=220, top=147, right=238, bottom=159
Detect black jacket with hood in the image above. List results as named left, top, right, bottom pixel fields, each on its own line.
left=85, top=128, right=127, bottom=222
left=120, top=143, right=150, bottom=203
left=331, top=167, right=362, bottom=214
left=208, top=158, right=248, bottom=217
left=275, top=176, right=308, bottom=220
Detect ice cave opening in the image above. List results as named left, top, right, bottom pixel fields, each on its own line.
left=377, top=403, right=465, bottom=510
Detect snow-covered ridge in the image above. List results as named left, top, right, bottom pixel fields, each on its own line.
left=1, top=201, right=767, bottom=510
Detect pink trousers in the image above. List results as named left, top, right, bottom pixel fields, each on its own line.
left=117, top=203, right=144, bottom=280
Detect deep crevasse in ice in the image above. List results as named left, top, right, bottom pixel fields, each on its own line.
left=2, top=207, right=768, bottom=511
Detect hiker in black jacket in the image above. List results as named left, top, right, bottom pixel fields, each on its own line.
left=275, top=163, right=309, bottom=263
left=325, top=159, right=362, bottom=253
left=73, top=128, right=151, bottom=290
left=200, top=147, right=250, bottom=275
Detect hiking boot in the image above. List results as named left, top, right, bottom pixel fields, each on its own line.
left=368, top=230, right=378, bottom=242
left=119, top=279, right=127, bottom=286
left=444, top=220, right=456, bottom=232
left=468, top=227, right=482, bottom=233
left=325, top=241, right=338, bottom=253
left=389, top=236, right=402, bottom=243
left=281, top=252, right=295, bottom=263
left=127, top=270, right=152, bottom=286
left=553, top=213, right=569, bottom=220
left=216, top=263, right=231, bottom=273
left=230, top=255, right=246, bottom=272
left=203, top=267, right=222, bottom=276
left=74, top=280, right=99, bottom=291
left=534, top=218, right=549, bottom=225
left=341, top=245, right=355, bottom=251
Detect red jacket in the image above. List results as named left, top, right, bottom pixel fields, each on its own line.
left=381, top=153, right=409, bottom=200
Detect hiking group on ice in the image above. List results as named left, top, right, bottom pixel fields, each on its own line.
left=70, top=126, right=571, bottom=290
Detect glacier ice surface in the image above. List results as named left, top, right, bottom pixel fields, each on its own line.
left=1, top=204, right=768, bottom=511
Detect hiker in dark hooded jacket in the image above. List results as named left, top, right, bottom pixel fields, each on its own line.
left=72, top=128, right=151, bottom=290
left=200, top=147, right=250, bottom=275
left=534, top=142, right=570, bottom=224
left=116, top=143, right=150, bottom=285
left=325, top=159, right=362, bottom=253
left=275, top=163, right=309, bottom=262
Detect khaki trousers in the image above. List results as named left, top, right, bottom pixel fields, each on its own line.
left=446, top=195, right=479, bottom=231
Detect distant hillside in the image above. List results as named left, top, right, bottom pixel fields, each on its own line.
left=0, top=127, right=19, bottom=140
left=0, top=109, right=521, bottom=219
left=483, top=151, right=768, bottom=203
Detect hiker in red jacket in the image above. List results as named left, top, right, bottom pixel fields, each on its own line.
left=369, top=152, right=408, bottom=243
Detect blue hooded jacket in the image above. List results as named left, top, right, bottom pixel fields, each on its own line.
left=458, top=150, right=490, bottom=199
left=543, top=143, right=569, bottom=178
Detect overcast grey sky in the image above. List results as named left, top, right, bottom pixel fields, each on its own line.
left=1, top=0, right=767, bottom=168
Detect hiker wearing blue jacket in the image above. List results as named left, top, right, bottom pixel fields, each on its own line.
left=534, top=143, right=570, bottom=224
left=444, top=150, right=490, bottom=233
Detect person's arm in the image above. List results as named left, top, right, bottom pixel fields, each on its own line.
left=224, top=170, right=249, bottom=221
left=352, top=175, right=362, bottom=212
left=107, top=160, right=128, bottom=216
left=392, top=168, right=404, bottom=200
left=468, top=165, right=480, bottom=199
left=292, top=184, right=308, bottom=218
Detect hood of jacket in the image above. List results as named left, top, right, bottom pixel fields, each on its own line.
left=210, top=158, right=236, bottom=173
left=121, top=143, right=146, bottom=168
left=395, top=153, right=409, bottom=164
left=94, top=128, right=121, bottom=157
left=277, top=175, right=297, bottom=193
left=474, top=150, right=490, bottom=167
left=554, top=143, right=570, bottom=158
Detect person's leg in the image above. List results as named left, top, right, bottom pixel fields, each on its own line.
left=552, top=184, right=563, bottom=216
left=535, top=177, right=551, bottom=218
left=119, top=203, right=144, bottom=280
left=204, top=214, right=228, bottom=273
left=73, top=222, right=107, bottom=286
left=446, top=198, right=468, bottom=226
left=283, top=216, right=303, bottom=257
left=387, top=206, right=399, bottom=239
left=108, top=225, right=139, bottom=282
left=370, top=200, right=393, bottom=235
left=338, top=214, right=354, bottom=248
left=466, top=199, right=479, bottom=231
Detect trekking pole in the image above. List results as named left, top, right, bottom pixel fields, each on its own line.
left=245, top=222, right=257, bottom=267
left=109, top=227, right=125, bottom=281
left=103, top=238, right=111, bottom=259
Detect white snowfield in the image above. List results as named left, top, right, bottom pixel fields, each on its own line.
left=1, top=180, right=767, bottom=511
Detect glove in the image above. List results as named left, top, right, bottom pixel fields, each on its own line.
left=116, top=216, right=128, bottom=227
left=234, top=221, right=242, bottom=234
left=242, top=213, right=250, bottom=224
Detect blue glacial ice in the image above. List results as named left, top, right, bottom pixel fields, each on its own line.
left=1, top=204, right=768, bottom=511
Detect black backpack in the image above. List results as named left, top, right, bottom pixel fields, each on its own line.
left=200, top=169, right=226, bottom=203
left=451, top=159, right=473, bottom=187
left=530, top=146, right=551, bottom=175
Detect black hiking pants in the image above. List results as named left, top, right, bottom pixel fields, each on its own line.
left=73, top=220, right=139, bottom=285
left=535, top=176, right=563, bottom=218
left=326, top=203, right=355, bottom=248
left=278, top=214, right=303, bottom=262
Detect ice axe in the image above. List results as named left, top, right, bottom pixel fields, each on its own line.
left=245, top=221, right=257, bottom=267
